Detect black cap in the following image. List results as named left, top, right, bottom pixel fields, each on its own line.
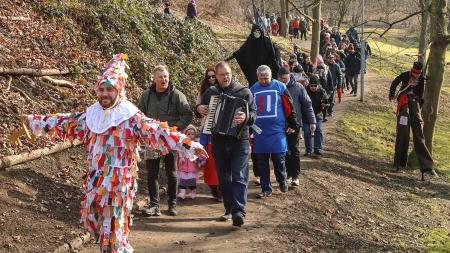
left=278, top=67, right=290, bottom=76
left=413, top=61, right=423, bottom=70
left=309, top=75, right=319, bottom=84
left=293, top=65, right=304, bottom=73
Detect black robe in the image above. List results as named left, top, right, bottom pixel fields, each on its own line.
left=227, top=24, right=281, bottom=87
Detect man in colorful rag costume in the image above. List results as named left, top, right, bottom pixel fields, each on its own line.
left=20, top=54, right=207, bottom=253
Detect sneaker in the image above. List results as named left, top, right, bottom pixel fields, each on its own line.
left=280, top=182, right=288, bottom=192
left=219, top=212, right=232, bottom=221
left=232, top=212, right=245, bottom=227
left=189, top=190, right=196, bottom=200
left=253, top=177, right=261, bottom=186
left=286, top=177, right=292, bottom=185
left=291, top=178, right=300, bottom=187
left=177, top=189, right=186, bottom=200
left=143, top=205, right=161, bottom=217
left=168, top=204, right=178, bottom=216
left=314, top=150, right=323, bottom=156
left=304, top=152, right=312, bottom=157
left=256, top=191, right=272, bottom=199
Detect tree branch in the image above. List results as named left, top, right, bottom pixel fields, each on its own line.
left=350, top=10, right=423, bottom=37
left=286, top=0, right=316, bottom=22
left=379, top=11, right=423, bottom=37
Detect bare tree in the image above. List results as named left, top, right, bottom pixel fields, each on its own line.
left=422, top=0, right=449, bottom=155
left=280, top=0, right=289, bottom=36
left=418, top=0, right=429, bottom=64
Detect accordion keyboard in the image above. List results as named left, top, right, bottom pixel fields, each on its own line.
left=202, top=95, right=219, bottom=135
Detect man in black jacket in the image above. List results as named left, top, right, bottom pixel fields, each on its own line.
left=344, top=43, right=361, bottom=96
left=388, top=61, right=435, bottom=180
left=138, top=65, right=193, bottom=217
left=195, top=62, right=256, bottom=227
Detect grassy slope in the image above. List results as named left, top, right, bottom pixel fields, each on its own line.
left=341, top=29, right=450, bottom=174
left=31, top=0, right=227, bottom=105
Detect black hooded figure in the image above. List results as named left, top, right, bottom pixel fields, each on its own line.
left=226, top=24, right=281, bottom=87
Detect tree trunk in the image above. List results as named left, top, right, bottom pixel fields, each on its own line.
left=422, top=0, right=448, bottom=155
left=310, top=0, right=321, bottom=65
left=418, top=0, right=429, bottom=64
left=280, top=0, right=288, bottom=37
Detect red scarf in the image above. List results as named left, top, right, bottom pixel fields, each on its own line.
left=397, top=71, right=418, bottom=115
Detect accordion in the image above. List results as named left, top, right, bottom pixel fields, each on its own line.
left=202, top=94, right=249, bottom=138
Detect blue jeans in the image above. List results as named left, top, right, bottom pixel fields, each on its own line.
left=303, top=119, right=323, bottom=153
left=255, top=152, right=287, bottom=193
left=212, top=137, right=249, bottom=216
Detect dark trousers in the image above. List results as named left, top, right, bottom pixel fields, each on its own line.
left=300, top=30, right=307, bottom=40
left=256, top=152, right=287, bottom=193
left=347, top=74, right=358, bottom=94
left=146, top=151, right=177, bottom=207
left=394, top=97, right=433, bottom=170
left=294, top=28, right=300, bottom=39
left=212, top=137, right=249, bottom=216
left=327, top=89, right=336, bottom=115
left=286, top=130, right=301, bottom=179
left=251, top=153, right=260, bottom=177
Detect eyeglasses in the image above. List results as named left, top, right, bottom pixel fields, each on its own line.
left=207, top=75, right=216, bottom=79
left=309, top=85, right=317, bottom=87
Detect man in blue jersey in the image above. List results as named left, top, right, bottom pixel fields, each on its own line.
left=250, top=65, right=300, bottom=198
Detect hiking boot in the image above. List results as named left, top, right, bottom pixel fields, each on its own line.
left=304, top=152, right=312, bottom=157
left=256, top=191, right=272, bottom=199
left=314, top=150, right=323, bottom=156
left=168, top=204, right=178, bottom=216
left=280, top=182, right=288, bottom=192
left=143, top=205, right=161, bottom=217
left=219, top=212, right=232, bottom=221
left=232, top=212, right=245, bottom=227
left=291, top=178, right=300, bottom=187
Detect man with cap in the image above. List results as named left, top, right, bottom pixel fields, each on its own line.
left=325, top=54, right=342, bottom=117
left=388, top=61, right=436, bottom=180
left=278, top=67, right=316, bottom=186
left=304, top=76, right=328, bottom=156
left=18, top=54, right=208, bottom=253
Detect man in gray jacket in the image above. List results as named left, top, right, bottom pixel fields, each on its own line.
left=138, top=65, right=193, bottom=216
left=278, top=67, right=316, bottom=187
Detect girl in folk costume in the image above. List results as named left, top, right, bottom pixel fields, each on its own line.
left=19, top=54, right=207, bottom=253
left=196, top=67, right=222, bottom=202
left=177, top=124, right=200, bottom=199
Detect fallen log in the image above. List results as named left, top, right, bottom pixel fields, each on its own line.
left=0, top=16, right=31, bottom=21
left=40, top=76, right=76, bottom=88
left=0, top=68, right=71, bottom=76
left=0, top=140, right=82, bottom=170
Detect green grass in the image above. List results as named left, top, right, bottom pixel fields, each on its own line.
left=417, top=228, right=450, bottom=253
left=340, top=28, right=450, bottom=175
